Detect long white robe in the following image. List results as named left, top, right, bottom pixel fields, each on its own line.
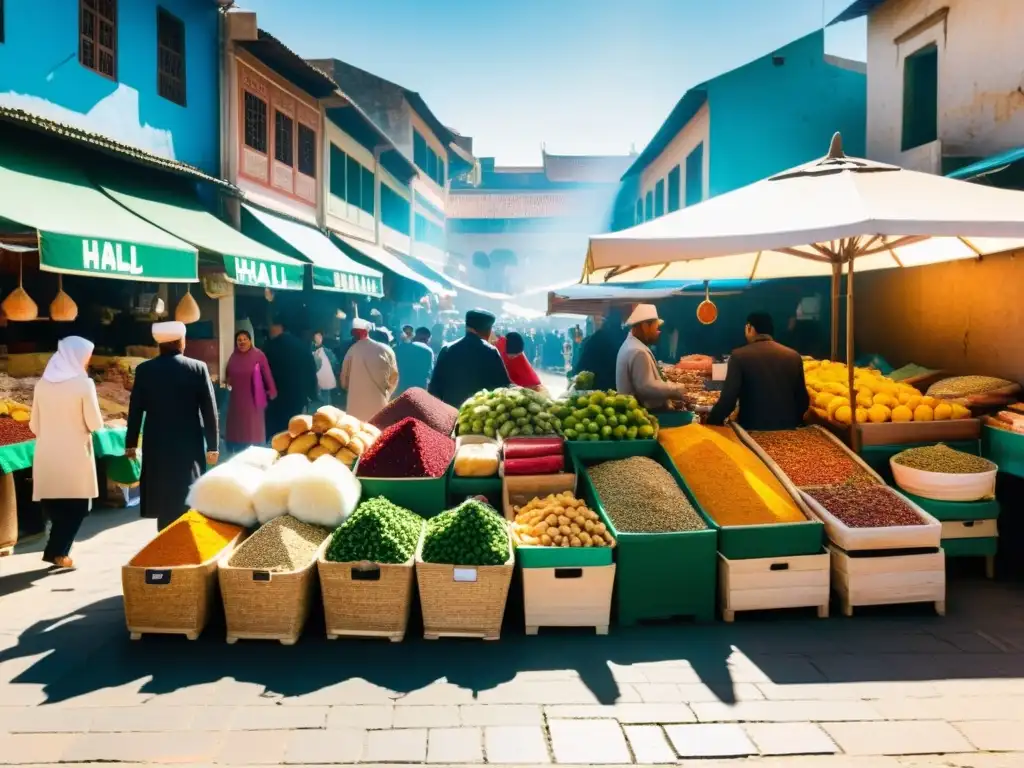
left=340, top=339, right=399, bottom=422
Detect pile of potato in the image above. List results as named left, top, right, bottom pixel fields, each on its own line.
left=511, top=491, right=614, bottom=548
left=271, top=406, right=380, bottom=468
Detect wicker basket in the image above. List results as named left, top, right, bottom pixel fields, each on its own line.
left=218, top=539, right=325, bottom=645
left=317, top=531, right=422, bottom=642
left=121, top=532, right=242, bottom=641
left=415, top=531, right=514, bottom=641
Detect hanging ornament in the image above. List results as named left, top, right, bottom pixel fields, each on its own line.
left=1, top=255, right=39, bottom=322
left=50, top=275, right=78, bottom=322
left=175, top=285, right=201, bottom=324
left=696, top=281, right=718, bottom=325
left=202, top=273, right=232, bottom=300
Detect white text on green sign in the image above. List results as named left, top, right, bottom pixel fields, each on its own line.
left=83, top=240, right=144, bottom=276
left=234, top=257, right=292, bottom=288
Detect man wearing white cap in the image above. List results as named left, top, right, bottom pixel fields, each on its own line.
left=615, top=304, right=687, bottom=410
left=340, top=317, right=398, bottom=421
left=125, top=321, right=219, bottom=530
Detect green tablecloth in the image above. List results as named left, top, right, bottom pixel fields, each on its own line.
left=0, top=427, right=128, bottom=475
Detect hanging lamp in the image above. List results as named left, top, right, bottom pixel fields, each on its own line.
left=50, top=275, right=78, bottom=321
left=1, top=255, right=39, bottom=322
left=175, top=285, right=201, bottom=324
left=696, top=281, right=718, bottom=325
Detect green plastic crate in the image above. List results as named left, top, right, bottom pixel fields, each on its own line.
left=574, top=443, right=717, bottom=625
left=566, top=439, right=658, bottom=463
left=896, top=490, right=1000, bottom=522
left=448, top=473, right=503, bottom=507
left=982, top=425, right=1024, bottom=479
left=357, top=461, right=450, bottom=518
left=941, top=537, right=998, bottom=558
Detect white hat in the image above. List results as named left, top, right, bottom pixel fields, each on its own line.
left=625, top=304, right=663, bottom=327
left=152, top=321, right=187, bottom=343
left=351, top=318, right=372, bottom=331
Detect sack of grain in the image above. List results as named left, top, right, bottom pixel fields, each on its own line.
left=287, top=455, right=361, bottom=529
left=186, top=462, right=263, bottom=528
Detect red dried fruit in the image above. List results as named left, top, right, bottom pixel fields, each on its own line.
left=369, top=388, right=457, bottom=438
left=752, top=429, right=874, bottom=488
left=807, top=485, right=924, bottom=528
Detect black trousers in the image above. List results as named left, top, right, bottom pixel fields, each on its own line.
left=42, top=498, right=90, bottom=560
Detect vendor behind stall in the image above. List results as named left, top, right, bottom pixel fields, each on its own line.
left=707, top=311, right=809, bottom=430
left=615, top=305, right=687, bottom=409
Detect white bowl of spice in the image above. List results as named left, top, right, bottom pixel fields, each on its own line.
left=890, top=444, right=997, bottom=502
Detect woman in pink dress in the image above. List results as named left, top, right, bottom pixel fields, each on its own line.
left=225, top=330, right=277, bottom=451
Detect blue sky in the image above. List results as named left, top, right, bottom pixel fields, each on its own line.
left=239, top=0, right=865, bottom=166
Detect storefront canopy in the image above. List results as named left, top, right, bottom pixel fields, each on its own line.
left=330, top=234, right=452, bottom=296
left=97, top=175, right=305, bottom=291
left=241, top=205, right=383, bottom=297
left=0, top=142, right=198, bottom=282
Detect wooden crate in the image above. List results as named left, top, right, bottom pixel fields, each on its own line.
left=941, top=519, right=998, bottom=579
left=718, top=551, right=830, bottom=622
left=829, top=545, right=945, bottom=617
left=521, top=564, right=615, bottom=635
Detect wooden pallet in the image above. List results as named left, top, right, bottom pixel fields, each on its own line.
left=327, top=629, right=404, bottom=643
left=941, top=519, right=998, bottom=579
left=829, top=545, right=946, bottom=617
left=719, top=551, right=830, bottom=623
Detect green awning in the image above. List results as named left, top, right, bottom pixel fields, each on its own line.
left=241, top=205, right=383, bottom=296
left=0, top=143, right=197, bottom=282
left=330, top=232, right=451, bottom=296
left=96, top=174, right=305, bottom=291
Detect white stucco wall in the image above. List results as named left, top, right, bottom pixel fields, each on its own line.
left=866, top=0, right=1024, bottom=168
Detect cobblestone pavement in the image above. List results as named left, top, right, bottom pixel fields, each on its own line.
left=2, top=509, right=1024, bottom=766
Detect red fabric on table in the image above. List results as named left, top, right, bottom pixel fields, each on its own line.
left=496, top=336, right=542, bottom=389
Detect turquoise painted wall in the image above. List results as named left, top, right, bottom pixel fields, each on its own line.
left=706, top=31, right=866, bottom=197
left=0, top=0, right=220, bottom=173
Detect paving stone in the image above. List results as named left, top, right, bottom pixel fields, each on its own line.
left=392, top=705, right=461, bottom=728
left=62, top=731, right=222, bottom=763
left=632, top=683, right=686, bottom=702
left=548, top=719, right=631, bottom=764
left=677, top=682, right=765, bottom=702
left=397, top=681, right=476, bottom=705
left=744, top=723, right=839, bottom=755
left=326, top=704, right=394, bottom=729
left=756, top=681, right=941, bottom=701
left=459, top=704, right=543, bottom=726
left=216, top=730, right=289, bottom=764
left=693, top=699, right=881, bottom=722
left=872, top=695, right=1024, bottom=721
left=623, top=724, right=676, bottom=763
left=895, top=755, right=1024, bottom=768
left=0, top=732, right=76, bottom=763
left=279, top=678, right=396, bottom=706
left=224, top=705, right=328, bottom=730
left=664, top=723, right=757, bottom=758
left=544, top=703, right=696, bottom=724
left=953, top=720, right=1024, bottom=752
left=822, top=721, right=976, bottom=756
left=0, top=706, right=94, bottom=733
left=427, top=726, right=484, bottom=763
left=364, top=727, right=428, bottom=762
left=477, top=679, right=600, bottom=705
left=88, top=705, right=198, bottom=732
left=283, top=727, right=365, bottom=764
left=485, top=725, right=551, bottom=764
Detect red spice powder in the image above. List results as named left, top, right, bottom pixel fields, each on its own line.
left=369, top=388, right=457, bottom=437
left=0, top=417, right=35, bottom=447
left=357, top=417, right=455, bottom=478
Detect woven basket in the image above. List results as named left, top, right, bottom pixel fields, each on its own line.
left=317, top=530, right=422, bottom=642
left=218, top=539, right=325, bottom=645
left=415, top=531, right=514, bottom=640
left=121, top=532, right=242, bottom=641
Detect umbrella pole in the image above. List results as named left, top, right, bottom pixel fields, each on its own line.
left=845, top=242, right=858, bottom=451
left=830, top=263, right=841, bottom=361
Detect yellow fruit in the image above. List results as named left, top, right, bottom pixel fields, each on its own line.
left=914, top=404, right=934, bottom=422
left=856, top=393, right=874, bottom=409
left=823, top=382, right=846, bottom=395
left=872, top=393, right=897, bottom=408
left=951, top=403, right=971, bottom=419
left=11, top=410, right=30, bottom=423
left=933, top=403, right=953, bottom=421
left=897, top=391, right=912, bottom=405
left=868, top=404, right=891, bottom=423
left=833, top=405, right=852, bottom=425
left=891, top=405, right=913, bottom=423
left=815, top=392, right=835, bottom=409
left=858, top=386, right=874, bottom=400
left=923, top=396, right=940, bottom=409
left=855, top=407, right=868, bottom=423
left=828, top=397, right=850, bottom=420
left=906, top=396, right=923, bottom=412
left=813, top=408, right=829, bottom=421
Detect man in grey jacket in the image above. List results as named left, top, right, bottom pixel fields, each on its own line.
left=615, top=304, right=687, bottom=409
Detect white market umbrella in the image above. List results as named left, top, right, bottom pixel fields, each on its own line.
left=583, top=134, right=1024, bottom=395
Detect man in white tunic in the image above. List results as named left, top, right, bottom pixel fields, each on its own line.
left=615, top=304, right=688, bottom=409
left=340, top=318, right=399, bottom=421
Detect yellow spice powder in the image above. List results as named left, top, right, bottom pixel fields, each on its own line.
left=658, top=425, right=806, bottom=526
left=129, top=510, right=242, bottom=568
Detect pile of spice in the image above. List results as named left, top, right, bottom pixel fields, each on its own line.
left=356, top=417, right=455, bottom=479
left=587, top=456, right=706, bottom=533
left=659, top=425, right=806, bottom=526
left=806, top=485, right=925, bottom=528
left=130, top=511, right=242, bottom=568
left=0, top=417, right=35, bottom=447
left=751, top=428, right=875, bottom=489
left=893, top=444, right=996, bottom=475
left=227, top=515, right=330, bottom=572
left=370, top=388, right=458, bottom=437
left=928, top=375, right=1018, bottom=399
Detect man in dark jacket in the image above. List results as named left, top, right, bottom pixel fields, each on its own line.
left=570, top=307, right=626, bottom=391
left=264, top=318, right=317, bottom=435
left=125, top=321, right=219, bottom=531
left=428, top=309, right=510, bottom=407
left=708, top=311, right=809, bottom=431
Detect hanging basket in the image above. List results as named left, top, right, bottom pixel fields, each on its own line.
left=50, top=276, right=78, bottom=322
left=175, top=288, right=201, bottom=324
left=2, top=256, right=38, bottom=322
left=202, top=273, right=232, bottom=300
left=696, top=282, right=718, bottom=325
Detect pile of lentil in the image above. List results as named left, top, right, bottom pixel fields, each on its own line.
left=130, top=511, right=241, bottom=567
left=751, top=428, right=875, bottom=489
left=659, top=425, right=806, bottom=526
left=806, top=485, right=925, bottom=528
left=227, top=515, right=330, bottom=572
left=927, top=376, right=1017, bottom=398
left=369, top=387, right=458, bottom=437
left=587, top=456, right=706, bottom=533
left=356, top=417, right=455, bottom=478
left=893, top=444, right=996, bottom=474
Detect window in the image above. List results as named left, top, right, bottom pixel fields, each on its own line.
left=685, top=143, right=703, bottom=206
left=644, top=191, right=653, bottom=221
left=413, top=129, right=446, bottom=186
left=415, top=214, right=445, bottom=249
left=382, top=185, right=410, bottom=235
left=902, top=44, right=938, bottom=151
left=274, top=111, right=294, bottom=166
left=667, top=165, right=681, bottom=212
left=413, top=131, right=427, bottom=171
left=329, top=145, right=347, bottom=200
left=156, top=8, right=185, bottom=105
left=635, top=198, right=643, bottom=224
left=80, top=0, right=117, bottom=79
left=345, top=155, right=362, bottom=209
left=243, top=91, right=268, bottom=153
left=297, top=124, right=316, bottom=177
left=359, top=165, right=375, bottom=215
left=1, top=0, right=6, bottom=44
left=654, top=179, right=665, bottom=218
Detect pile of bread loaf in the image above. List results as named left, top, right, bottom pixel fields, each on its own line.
left=270, top=406, right=381, bottom=469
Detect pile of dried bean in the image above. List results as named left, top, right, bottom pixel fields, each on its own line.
left=228, top=515, right=330, bottom=572
left=587, top=456, right=706, bottom=533
left=806, top=485, right=924, bottom=528
left=893, top=444, right=996, bottom=474
left=751, top=428, right=875, bottom=488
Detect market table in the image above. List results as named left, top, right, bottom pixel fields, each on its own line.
left=0, top=427, right=130, bottom=474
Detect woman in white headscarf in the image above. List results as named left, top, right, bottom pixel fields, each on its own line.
left=29, top=336, right=104, bottom=568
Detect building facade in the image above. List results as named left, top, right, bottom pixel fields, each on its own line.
left=0, top=0, right=221, bottom=173
left=624, top=31, right=867, bottom=223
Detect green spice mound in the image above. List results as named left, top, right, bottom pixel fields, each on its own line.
left=422, top=499, right=510, bottom=566
left=326, top=497, right=424, bottom=564
left=893, top=444, right=996, bottom=475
